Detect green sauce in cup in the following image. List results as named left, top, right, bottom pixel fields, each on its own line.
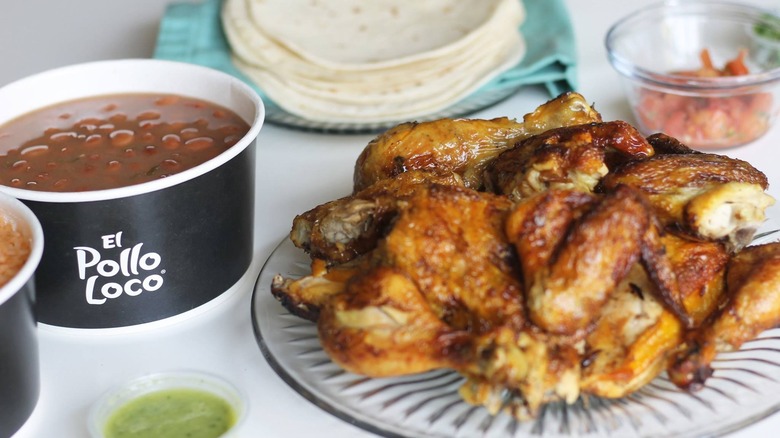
left=103, top=388, right=236, bottom=438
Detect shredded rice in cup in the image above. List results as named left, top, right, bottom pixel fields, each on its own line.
left=0, top=216, right=30, bottom=288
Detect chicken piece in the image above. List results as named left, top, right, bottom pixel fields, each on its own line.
left=566, top=231, right=727, bottom=398
left=646, top=132, right=703, bottom=155
left=271, top=257, right=367, bottom=321
left=318, top=266, right=471, bottom=377
left=318, top=268, right=580, bottom=419
left=581, top=264, right=683, bottom=398
left=281, top=183, right=523, bottom=330
left=667, top=242, right=780, bottom=390
left=371, top=184, right=522, bottom=332
left=660, top=233, right=728, bottom=327
left=315, top=185, right=581, bottom=415
left=290, top=170, right=464, bottom=264
left=315, top=184, right=585, bottom=417
left=602, top=153, right=774, bottom=251
left=297, top=184, right=582, bottom=416
left=505, top=186, right=689, bottom=336
left=563, top=229, right=727, bottom=398
left=458, top=328, right=581, bottom=420
left=352, top=92, right=602, bottom=192
left=484, top=121, right=654, bottom=201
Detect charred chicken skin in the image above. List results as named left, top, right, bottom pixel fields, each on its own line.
left=289, top=170, right=464, bottom=265
left=668, top=242, right=780, bottom=390
left=271, top=93, right=779, bottom=421
left=602, top=151, right=774, bottom=251
left=353, top=91, right=602, bottom=192
left=485, top=120, right=654, bottom=201
left=505, top=186, right=691, bottom=336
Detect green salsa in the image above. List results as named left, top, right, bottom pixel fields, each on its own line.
left=104, top=388, right=236, bottom=438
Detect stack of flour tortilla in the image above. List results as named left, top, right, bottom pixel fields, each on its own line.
left=222, top=0, right=526, bottom=123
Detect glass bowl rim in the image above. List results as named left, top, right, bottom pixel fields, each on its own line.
left=605, top=0, right=780, bottom=91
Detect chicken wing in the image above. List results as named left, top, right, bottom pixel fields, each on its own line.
left=602, top=153, right=773, bottom=251
left=352, top=92, right=602, bottom=192
left=505, top=186, right=688, bottom=336
left=667, top=242, right=780, bottom=390
left=581, top=264, right=683, bottom=398
left=290, top=170, right=464, bottom=264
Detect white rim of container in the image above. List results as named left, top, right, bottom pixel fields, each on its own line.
left=605, top=0, right=780, bottom=92
left=0, top=192, right=44, bottom=307
left=0, top=59, right=265, bottom=203
left=87, top=369, right=249, bottom=438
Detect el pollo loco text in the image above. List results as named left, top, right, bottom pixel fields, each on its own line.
left=75, top=231, right=163, bottom=305
left=0, top=93, right=250, bottom=192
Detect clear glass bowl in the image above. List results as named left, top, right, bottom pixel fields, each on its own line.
left=606, top=1, right=780, bottom=150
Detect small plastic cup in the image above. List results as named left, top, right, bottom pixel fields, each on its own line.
left=87, top=370, right=248, bottom=438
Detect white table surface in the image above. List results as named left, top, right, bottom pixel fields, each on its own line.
left=3, top=0, right=780, bottom=437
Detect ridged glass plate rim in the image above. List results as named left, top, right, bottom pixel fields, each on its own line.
left=251, top=221, right=780, bottom=438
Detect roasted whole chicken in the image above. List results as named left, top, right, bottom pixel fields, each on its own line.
left=271, top=92, right=779, bottom=420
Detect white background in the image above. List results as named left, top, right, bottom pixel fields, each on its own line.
left=2, top=0, right=780, bottom=437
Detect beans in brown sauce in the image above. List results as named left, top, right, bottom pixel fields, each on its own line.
left=0, top=93, right=250, bottom=192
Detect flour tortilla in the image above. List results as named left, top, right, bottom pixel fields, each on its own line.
left=244, top=0, right=522, bottom=68
left=234, top=30, right=523, bottom=107
left=221, top=0, right=527, bottom=122
left=223, top=0, right=523, bottom=76
left=232, top=35, right=524, bottom=122
left=224, top=0, right=524, bottom=93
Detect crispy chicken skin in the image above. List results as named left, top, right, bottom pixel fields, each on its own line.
left=318, top=266, right=471, bottom=377
left=581, top=264, right=683, bottom=398
left=668, top=242, right=780, bottom=390
left=290, top=170, right=464, bottom=264
left=602, top=153, right=774, bottom=251
left=370, top=184, right=522, bottom=332
left=646, top=132, right=703, bottom=155
left=506, top=186, right=692, bottom=336
left=316, top=184, right=582, bottom=418
left=485, top=121, right=654, bottom=201
left=271, top=93, right=780, bottom=421
left=315, top=184, right=522, bottom=372
left=660, top=233, right=729, bottom=327
left=352, top=92, right=602, bottom=192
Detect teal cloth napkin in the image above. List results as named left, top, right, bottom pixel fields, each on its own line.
left=153, top=0, right=578, bottom=129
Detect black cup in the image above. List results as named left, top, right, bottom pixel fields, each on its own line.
left=0, top=60, right=264, bottom=329
left=0, top=192, right=44, bottom=436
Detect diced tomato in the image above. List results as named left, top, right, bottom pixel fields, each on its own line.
left=635, top=48, right=773, bottom=148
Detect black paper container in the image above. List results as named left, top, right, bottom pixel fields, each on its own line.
left=0, top=192, right=44, bottom=437
left=0, top=60, right=264, bottom=330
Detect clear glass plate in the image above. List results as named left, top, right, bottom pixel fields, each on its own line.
left=251, top=222, right=780, bottom=438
